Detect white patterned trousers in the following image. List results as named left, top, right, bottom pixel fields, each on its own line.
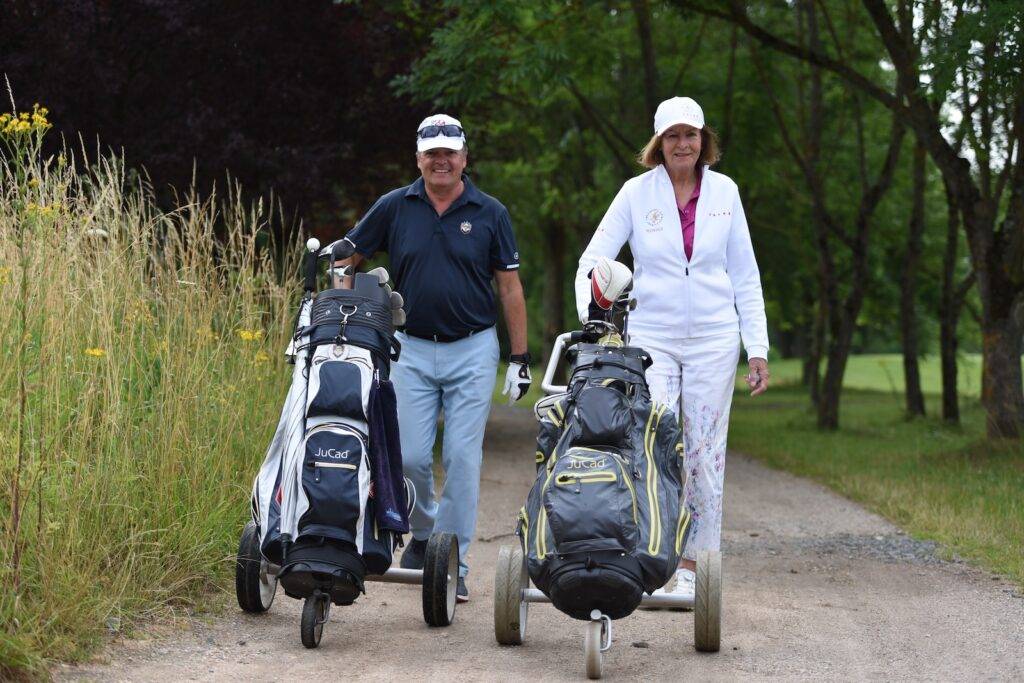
left=629, top=330, right=740, bottom=561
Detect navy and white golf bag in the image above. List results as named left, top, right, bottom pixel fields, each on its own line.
left=250, top=243, right=410, bottom=606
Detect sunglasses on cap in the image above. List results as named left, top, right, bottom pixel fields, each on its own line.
left=416, top=124, right=464, bottom=140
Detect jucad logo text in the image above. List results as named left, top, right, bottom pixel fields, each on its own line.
left=315, top=447, right=351, bottom=460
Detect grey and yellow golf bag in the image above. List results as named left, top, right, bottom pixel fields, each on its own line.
left=520, top=270, right=691, bottom=621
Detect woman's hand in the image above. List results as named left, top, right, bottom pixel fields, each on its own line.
left=745, top=358, right=769, bottom=397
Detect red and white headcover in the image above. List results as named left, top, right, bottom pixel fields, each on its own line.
left=590, top=256, right=632, bottom=310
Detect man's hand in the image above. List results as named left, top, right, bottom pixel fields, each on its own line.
left=745, top=358, right=770, bottom=397
left=502, top=356, right=532, bottom=404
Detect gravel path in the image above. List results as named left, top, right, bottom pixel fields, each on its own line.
left=57, top=405, right=1024, bottom=681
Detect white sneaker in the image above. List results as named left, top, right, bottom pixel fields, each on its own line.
left=671, top=568, right=696, bottom=601
left=641, top=568, right=695, bottom=611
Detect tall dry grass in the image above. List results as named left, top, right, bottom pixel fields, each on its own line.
left=0, top=108, right=301, bottom=677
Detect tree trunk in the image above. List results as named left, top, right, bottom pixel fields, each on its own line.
left=975, top=132, right=1024, bottom=437
left=804, top=293, right=826, bottom=406
left=721, top=26, right=739, bottom=156
left=818, top=313, right=856, bottom=430
left=938, top=179, right=963, bottom=423
left=630, top=0, right=659, bottom=125
left=939, top=311, right=960, bottom=423
left=900, top=141, right=926, bottom=417
left=541, top=222, right=566, bottom=367
left=980, top=316, right=1024, bottom=438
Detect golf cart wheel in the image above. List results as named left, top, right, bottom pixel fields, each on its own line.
left=300, top=593, right=330, bottom=649
left=235, top=521, right=276, bottom=613
left=694, top=550, right=722, bottom=652
left=493, top=545, right=528, bottom=645
left=584, top=618, right=604, bottom=679
left=422, top=532, right=458, bottom=627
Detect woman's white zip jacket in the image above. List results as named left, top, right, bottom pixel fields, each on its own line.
left=575, top=164, right=769, bottom=360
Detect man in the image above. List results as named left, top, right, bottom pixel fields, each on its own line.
left=339, top=114, right=531, bottom=603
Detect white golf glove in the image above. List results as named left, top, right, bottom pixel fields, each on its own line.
left=502, top=354, right=532, bottom=404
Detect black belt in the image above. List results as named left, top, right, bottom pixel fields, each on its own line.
left=403, top=326, right=490, bottom=343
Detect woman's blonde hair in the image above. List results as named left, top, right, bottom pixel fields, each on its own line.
left=637, top=126, right=722, bottom=169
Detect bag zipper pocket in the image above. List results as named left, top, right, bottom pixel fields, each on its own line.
left=555, top=471, right=618, bottom=486
left=564, top=448, right=638, bottom=524
left=519, top=506, right=530, bottom=551
left=644, top=404, right=667, bottom=555
left=305, top=423, right=368, bottom=482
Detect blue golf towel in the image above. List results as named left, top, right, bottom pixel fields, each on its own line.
left=367, top=377, right=410, bottom=535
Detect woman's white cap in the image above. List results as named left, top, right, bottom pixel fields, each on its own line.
left=654, top=97, right=705, bottom=136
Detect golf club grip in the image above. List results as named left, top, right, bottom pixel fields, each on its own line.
left=303, top=248, right=318, bottom=293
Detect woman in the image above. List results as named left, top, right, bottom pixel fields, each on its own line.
left=575, top=96, right=769, bottom=600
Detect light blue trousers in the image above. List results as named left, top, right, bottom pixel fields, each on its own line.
left=391, top=327, right=498, bottom=577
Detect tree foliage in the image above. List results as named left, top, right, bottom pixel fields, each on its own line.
left=0, top=0, right=440, bottom=231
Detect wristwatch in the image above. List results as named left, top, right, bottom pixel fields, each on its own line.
left=509, top=352, right=532, bottom=365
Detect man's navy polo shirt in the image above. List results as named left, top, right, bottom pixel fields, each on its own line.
left=345, top=175, right=520, bottom=340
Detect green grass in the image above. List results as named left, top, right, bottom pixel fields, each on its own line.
left=760, top=353, right=985, bottom=397
left=1, top=118, right=298, bottom=678
left=729, top=382, right=1024, bottom=588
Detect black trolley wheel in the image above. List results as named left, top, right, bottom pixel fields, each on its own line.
left=301, top=592, right=330, bottom=649
left=422, top=532, right=459, bottom=627
left=235, top=521, right=276, bottom=613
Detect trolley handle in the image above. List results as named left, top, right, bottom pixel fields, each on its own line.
left=540, top=332, right=573, bottom=395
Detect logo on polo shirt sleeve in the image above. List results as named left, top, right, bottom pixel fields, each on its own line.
left=460, top=221, right=472, bottom=235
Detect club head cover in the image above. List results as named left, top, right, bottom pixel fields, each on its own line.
left=590, top=256, right=632, bottom=310
left=366, top=266, right=390, bottom=285
left=392, top=309, right=406, bottom=327
left=389, top=290, right=404, bottom=310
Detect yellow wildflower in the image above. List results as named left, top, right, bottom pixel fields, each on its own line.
left=84, top=347, right=106, bottom=358
left=25, top=203, right=54, bottom=218
left=0, top=267, right=9, bottom=285
left=237, top=329, right=264, bottom=342
left=254, top=350, right=271, bottom=365
left=0, top=104, right=52, bottom=136
left=27, top=178, right=39, bottom=188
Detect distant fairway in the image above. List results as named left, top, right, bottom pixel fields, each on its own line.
left=738, top=353, right=986, bottom=397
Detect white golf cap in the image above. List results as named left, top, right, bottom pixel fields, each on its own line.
left=653, top=97, right=705, bottom=136
left=416, top=113, right=466, bottom=152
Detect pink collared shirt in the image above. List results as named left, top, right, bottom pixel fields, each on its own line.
left=676, top=170, right=702, bottom=261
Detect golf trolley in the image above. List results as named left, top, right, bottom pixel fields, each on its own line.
left=493, top=287, right=722, bottom=679
left=235, top=237, right=459, bottom=649
left=236, top=521, right=458, bottom=648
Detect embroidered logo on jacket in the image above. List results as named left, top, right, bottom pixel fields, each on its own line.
left=645, top=209, right=663, bottom=226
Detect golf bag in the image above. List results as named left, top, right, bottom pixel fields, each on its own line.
left=250, top=246, right=409, bottom=607
left=520, top=269, right=690, bottom=621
